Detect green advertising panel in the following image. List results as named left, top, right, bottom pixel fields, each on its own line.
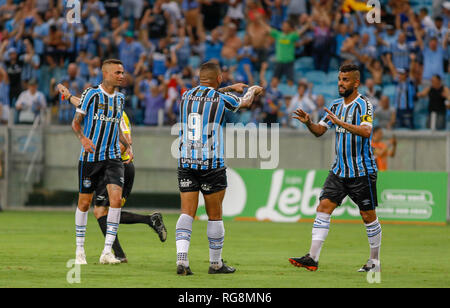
left=197, top=169, right=448, bottom=224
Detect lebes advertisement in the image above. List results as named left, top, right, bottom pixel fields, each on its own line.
left=197, top=169, right=447, bottom=225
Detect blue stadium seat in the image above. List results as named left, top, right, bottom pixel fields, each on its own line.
left=304, top=70, right=327, bottom=85
left=329, top=57, right=340, bottom=71
left=188, top=55, right=201, bottom=69
left=313, top=84, right=337, bottom=98
left=382, top=84, right=396, bottom=104
left=278, top=83, right=297, bottom=97
left=295, top=57, right=315, bottom=72
left=326, top=70, right=340, bottom=84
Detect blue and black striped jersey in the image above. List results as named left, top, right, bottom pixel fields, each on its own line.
left=178, top=85, right=241, bottom=170
left=76, top=85, right=125, bottom=162
left=319, top=94, right=377, bottom=178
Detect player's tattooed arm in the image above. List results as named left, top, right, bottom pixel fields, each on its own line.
left=239, top=85, right=264, bottom=109
left=72, top=112, right=96, bottom=153
left=119, top=126, right=134, bottom=163
left=218, top=83, right=249, bottom=94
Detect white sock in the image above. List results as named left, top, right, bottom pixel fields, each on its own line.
left=176, top=214, right=193, bottom=266
left=207, top=220, right=224, bottom=269
left=103, top=207, right=121, bottom=254
left=309, top=212, right=331, bottom=262
left=75, top=208, right=88, bottom=253
left=365, top=218, right=382, bottom=260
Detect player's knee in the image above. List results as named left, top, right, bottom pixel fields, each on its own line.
left=78, top=196, right=92, bottom=212
left=360, top=210, right=377, bottom=224
left=316, top=200, right=336, bottom=215
left=93, top=206, right=108, bottom=219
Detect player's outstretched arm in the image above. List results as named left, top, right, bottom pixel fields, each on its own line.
left=239, top=85, right=264, bottom=109
left=292, top=108, right=327, bottom=137
left=57, top=83, right=81, bottom=107
left=217, top=83, right=249, bottom=94
left=119, top=126, right=133, bottom=164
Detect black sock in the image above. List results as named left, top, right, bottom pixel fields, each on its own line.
left=120, top=211, right=151, bottom=225
left=97, top=215, right=126, bottom=259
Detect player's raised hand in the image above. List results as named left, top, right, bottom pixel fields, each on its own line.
left=324, top=107, right=341, bottom=126
left=293, top=108, right=311, bottom=124
left=57, top=83, right=71, bottom=100
left=81, top=137, right=96, bottom=153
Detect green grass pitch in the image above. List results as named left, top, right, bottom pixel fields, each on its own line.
left=0, top=211, right=448, bottom=288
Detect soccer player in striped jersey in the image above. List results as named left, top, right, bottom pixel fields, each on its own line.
left=289, top=64, right=382, bottom=273
left=58, top=84, right=167, bottom=264
left=71, top=59, right=133, bottom=265
left=175, top=62, right=263, bottom=275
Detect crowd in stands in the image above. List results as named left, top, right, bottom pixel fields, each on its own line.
left=0, top=0, right=449, bottom=130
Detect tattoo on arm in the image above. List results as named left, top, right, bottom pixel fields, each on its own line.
left=217, top=86, right=233, bottom=94
left=72, top=112, right=85, bottom=140
left=119, top=126, right=131, bottom=149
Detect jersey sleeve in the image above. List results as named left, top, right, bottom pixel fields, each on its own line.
left=360, top=100, right=374, bottom=127
left=76, top=87, right=94, bottom=115
left=220, top=92, right=241, bottom=113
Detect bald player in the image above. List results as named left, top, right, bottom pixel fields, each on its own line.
left=289, top=64, right=381, bottom=273
left=175, top=62, right=263, bottom=275
left=71, top=59, right=133, bottom=265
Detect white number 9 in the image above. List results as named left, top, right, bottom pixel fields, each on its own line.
left=188, top=113, right=202, bottom=141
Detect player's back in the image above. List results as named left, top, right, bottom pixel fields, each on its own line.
left=320, top=94, right=377, bottom=178
left=77, top=85, right=125, bottom=162
left=179, top=85, right=240, bottom=170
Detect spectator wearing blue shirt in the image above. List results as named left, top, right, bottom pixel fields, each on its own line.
left=387, top=64, right=417, bottom=130
left=20, top=38, right=40, bottom=83
left=269, top=0, right=287, bottom=30
left=418, top=36, right=446, bottom=83
left=203, top=28, right=223, bottom=64
left=143, top=82, right=165, bottom=126
left=54, top=63, right=87, bottom=124
left=114, top=30, right=145, bottom=74
left=388, top=31, right=417, bottom=71
left=235, top=36, right=256, bottom=85
left=262, top=77, right=283, bottom=125
left=31, top=12, right=49, bottom=61
left=0, top=66, right=10, bottom=124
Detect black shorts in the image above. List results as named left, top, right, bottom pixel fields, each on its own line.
left=319, top=171, right=378, bottom=211
left=177, top=167, right=227, bottom=195
left=78, top=159, right=124, bottom=194
left=95, top=161, right=135, bottom=207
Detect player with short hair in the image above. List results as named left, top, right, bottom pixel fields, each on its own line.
left=72, top=59, right=133, bottom=265
left=58, top=84, right=167, bottom=263
left=290, top=64, right=382, bottom=272
left=175, top=61, right=263, bottom=275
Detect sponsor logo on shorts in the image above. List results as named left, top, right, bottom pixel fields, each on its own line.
left=179, top=179, right=193, bottom=188
left=201, top=184, right=212, bottom=192
left=119, top=177, right=124, bottom=184
left=96, top=195, right=106, bottom=201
